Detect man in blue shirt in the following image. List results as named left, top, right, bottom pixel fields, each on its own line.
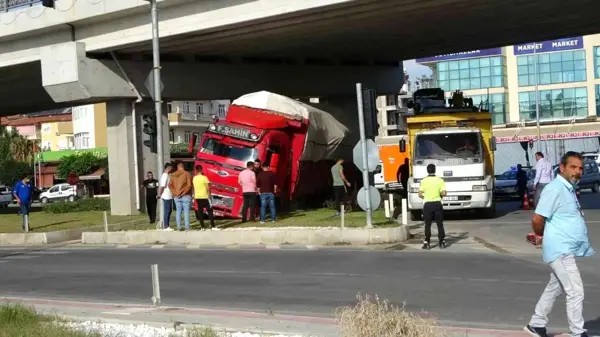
left=524, top=151, right=594, bottom=337
left=13, top=175, right=33, bottom=231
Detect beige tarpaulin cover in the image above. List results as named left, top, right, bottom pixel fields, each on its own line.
left=232, top=91, right=358, bottom=162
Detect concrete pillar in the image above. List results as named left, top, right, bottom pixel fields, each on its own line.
left=106, top=100, right=170, bottom=216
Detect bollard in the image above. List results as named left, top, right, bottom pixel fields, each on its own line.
left=388, top=193, right=394, bottom=214
left=151, top=264, right=161, bottom=307
left=401, top=199, right=408, bottom=226
left=384, top=200, right=390, bottom=219
left=24, top=214, right=29, bottom=233
left=340, top=204, right=345, bottom=229
left=103, top=211, right=109, bottom=233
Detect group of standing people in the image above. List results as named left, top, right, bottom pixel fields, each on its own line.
left=141, top=161, right=217, bottom=231
left=238, top=159, right=278, bottom=223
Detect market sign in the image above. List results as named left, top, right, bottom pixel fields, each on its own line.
left=39, top=147, right=108, bottom=163
left=416, top=48, right=503, bottom=63
left=496, top=131, right=600, bottom=144
left=513, top=36, right=583, bottom=55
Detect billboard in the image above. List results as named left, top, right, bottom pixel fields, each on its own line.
left=416, top=48, right=503, bottom=63
left=513, top=36, right=583, bottom=55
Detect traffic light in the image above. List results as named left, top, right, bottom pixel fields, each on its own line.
left=42, top=0, right=55, bottom=8
left=362, top=88, right=379, bottom=139
left=142, top=112, right=157, bottom=153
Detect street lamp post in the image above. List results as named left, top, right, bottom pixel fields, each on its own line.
left=533, top=45, right=542, bottom=153
left=146, top=0, right=165, bottom=227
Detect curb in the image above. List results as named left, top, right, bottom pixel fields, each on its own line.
left=0, top=218, right=147, bottom=246
left=81, top=226, right=411, bottom=246
left=0, top=297, right=582, bottom=337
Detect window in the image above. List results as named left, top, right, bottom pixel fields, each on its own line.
left=218, top=104, right=227, bottom=117
left=196, top=102, right=204, bottom=116
left=183, top=102, right=190, bottom=114
left=415, top=132, right=482, bottom=163
left=169, top=129, right=174, bottom=143
left=436, top=56, right=505, bottom=91
left=385, top=95, right=397, bottom=106
left=596, top=85, right=600, bottom=116
left=49, top=186, right=59, bottom=193
left=517, top=50, right=586, bottom=86
left=200, top=138, right=258, bottom=165
left=264, top=145, right=281, bottom=167
left=74, top=132, right=90, bottom=149
left=167, top=103, right=173, bottom=113
left=66, top=136, right=74, bottom=149
left=594, top=47, right=600, bottom=78
left=518, top=87, right=588, bottom=121
left=184, top=130, right=191, bottom=143
left=465, top=93, right=507, bottom=125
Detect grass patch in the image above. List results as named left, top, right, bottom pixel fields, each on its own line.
left=0, top=303, right=100, bottom=337
left=42, top=199, right=110, bottom=214
left=336, top=294, right=444, bottom=337
left=0, top=207, right=146, bottom=233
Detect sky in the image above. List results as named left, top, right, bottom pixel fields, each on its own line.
left=403, top=59, right=432, bottom=79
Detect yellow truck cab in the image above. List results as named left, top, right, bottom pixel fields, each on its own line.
left=400, top=88, right=496, bottom=220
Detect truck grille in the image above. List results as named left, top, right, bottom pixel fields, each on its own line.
left=211, top=194, right=234, bottom=209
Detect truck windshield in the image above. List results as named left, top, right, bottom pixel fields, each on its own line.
left=415, top=132, right=482, bottom=160
left=199, top=138, right=258, bottom=164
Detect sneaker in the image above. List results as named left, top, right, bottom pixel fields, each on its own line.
left=439, top=240, right=447, bottom=249
left=163, top=227, right=174, bottom=232
left=523, top=325, right=548, bottom=337
left=421, top=241, right=431, bottom=250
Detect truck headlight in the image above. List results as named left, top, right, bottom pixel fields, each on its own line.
left=410, top=187, right=419, bottom=193
left=472, top=185, right=487, bottom=191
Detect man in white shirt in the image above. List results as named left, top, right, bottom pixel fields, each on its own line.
left=533, top=152, right=554, bottom=206
left=157, top=162, right=174, bottom=231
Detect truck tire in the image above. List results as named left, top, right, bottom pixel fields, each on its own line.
left=410, top=210, right=422, bottom=221
left=592, top=182, right=599, bottom=193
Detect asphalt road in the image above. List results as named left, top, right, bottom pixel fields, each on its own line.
left=1, top=247, right=600, bottom=332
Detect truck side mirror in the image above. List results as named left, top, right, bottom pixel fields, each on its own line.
left=270, top=153, right=280, bottom=171
left=399, top=139, right=406, bottom=153
left=489, top=137, right=497, bottom=152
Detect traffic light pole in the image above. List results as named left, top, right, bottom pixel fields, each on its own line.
left=149, top=0, right=165, bottom=227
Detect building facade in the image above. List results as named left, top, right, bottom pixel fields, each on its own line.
left=167, top=100, right=230, bottom=144
left=1, top=109, right=73, bottom=149
left=416, top=34, right=600, bottom=172
left=71, top=103, right=108, bottom=150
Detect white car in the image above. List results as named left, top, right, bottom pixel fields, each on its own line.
left=0, top=185, right=12, bottom=208
left=39, top=183, right=80, bottom=204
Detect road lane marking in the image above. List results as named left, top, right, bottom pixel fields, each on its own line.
left=150, top=245, right=164, bottom=249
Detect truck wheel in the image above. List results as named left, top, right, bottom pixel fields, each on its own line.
left=410, top=210, right=422, bottom=221
left=592, top=182, right=599, bottom=193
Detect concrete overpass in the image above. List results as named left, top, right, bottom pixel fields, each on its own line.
left=1, top=0, right=600, bottom=215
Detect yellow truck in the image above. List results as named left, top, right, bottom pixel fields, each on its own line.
left=399, top=89, right=496, bottom=220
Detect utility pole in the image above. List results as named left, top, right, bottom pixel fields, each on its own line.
left=147, top=0, right=165, bottom=226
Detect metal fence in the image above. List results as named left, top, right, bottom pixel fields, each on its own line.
left=1, top=0, right=41, bottom=12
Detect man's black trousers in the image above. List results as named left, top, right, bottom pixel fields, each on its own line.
left=423, top=201, right=445, bottom=243
left=146, top=197, right=157, bottom=223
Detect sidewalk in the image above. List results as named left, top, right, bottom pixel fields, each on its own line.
left=0, top=296, right=577, bottom=337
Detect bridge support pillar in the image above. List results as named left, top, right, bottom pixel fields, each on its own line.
left=106, top=100, right=170, bottom=216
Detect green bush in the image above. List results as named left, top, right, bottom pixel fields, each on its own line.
left=42, top=198, right=110, bottom=214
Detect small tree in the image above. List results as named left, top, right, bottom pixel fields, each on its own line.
left=57, top=152, right=103, bottom=178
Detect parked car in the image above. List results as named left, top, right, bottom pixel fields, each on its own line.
left=39, top=183, right=82, bottom=204
left=494, top=168, right=534, bottom=199
left=0, top=185, right=12, bottom=208
left=582, top=152, right=600, bottom=168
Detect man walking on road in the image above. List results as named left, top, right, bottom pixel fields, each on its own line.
left=419, top=164, right=446, bottom=250
left=524, top=151, right=594, bottom=337
left=169, top=162, right=193, bottom=231
left=331, top=158, right=351, bottom=216
left=158, top=163, right=174, bottom=231
left=257, top=165, right=278, bottom=223
left=533, top=152, right=554, bottom=206
left=13, top=175, right=32, bottom=231
left=141, top=171, right=159, bottom=224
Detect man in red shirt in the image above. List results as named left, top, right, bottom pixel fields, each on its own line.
left=257, top=165, right=278, bottom=224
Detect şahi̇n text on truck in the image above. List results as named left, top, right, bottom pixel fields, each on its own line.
left=188, top=91, right=359, bottom=218
left=399, top=88, right=497, bottom=221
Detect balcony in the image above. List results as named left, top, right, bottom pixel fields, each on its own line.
left=168, top=112, right=212, bottom=127
left=1, top=0, right=41, bottom=12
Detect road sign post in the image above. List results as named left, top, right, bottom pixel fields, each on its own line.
left=355, top=83, right=373, bottom=228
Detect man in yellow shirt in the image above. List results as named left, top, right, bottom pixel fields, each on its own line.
left=193, top=165, right=216, bottom=230
left=419, top=164, right=447, bottom=250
